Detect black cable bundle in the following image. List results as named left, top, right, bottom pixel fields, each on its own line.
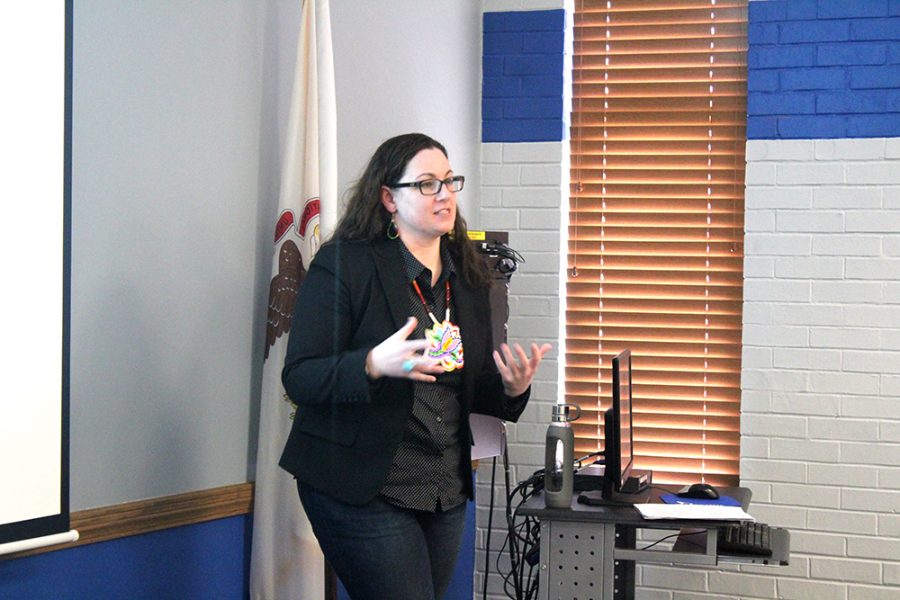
left=482, top=446, right=544, bottom=600
left=481, top=448, right=606, bottom=600
left=477, top=240, right=526, bottom=278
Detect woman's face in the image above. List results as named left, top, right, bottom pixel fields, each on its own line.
left=381, top=147, right=458, bottom=246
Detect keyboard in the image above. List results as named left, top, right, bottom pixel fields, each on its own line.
left=716, top=521, right=772, bottom=556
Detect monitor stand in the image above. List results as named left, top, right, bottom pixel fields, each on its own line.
left=577, top=489, right=636, bottom=507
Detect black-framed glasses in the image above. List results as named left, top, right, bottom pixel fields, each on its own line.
left=391, top=175, right=465, bottom=196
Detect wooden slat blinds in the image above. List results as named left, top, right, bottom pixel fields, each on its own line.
left=567, top=0, right=748, bottom=487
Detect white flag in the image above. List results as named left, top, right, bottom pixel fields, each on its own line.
left=250, top=0, right=336, bottom=598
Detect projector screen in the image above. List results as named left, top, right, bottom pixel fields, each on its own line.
left=0, top=1, right=71, bottom=546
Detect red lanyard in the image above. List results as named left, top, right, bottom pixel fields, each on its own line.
left=411, top=279, right=451, bottom=325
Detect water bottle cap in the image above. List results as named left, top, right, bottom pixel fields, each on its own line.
left=552, top=403, right=581, bottom=423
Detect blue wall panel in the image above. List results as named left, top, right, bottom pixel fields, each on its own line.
left=482, top=10, right=566, bottom=143
left=0, top=516, right=249, bottom=600
left=748, top=0, right=900, bottom=139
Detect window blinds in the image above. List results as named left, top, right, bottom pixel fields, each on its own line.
left=567, top=0, right=748, bottom=486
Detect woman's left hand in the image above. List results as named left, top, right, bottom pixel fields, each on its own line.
left=493, top=342, right=552, bottom=398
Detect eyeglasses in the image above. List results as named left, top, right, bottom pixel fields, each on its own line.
left=391, top=175, right=465, bottom=196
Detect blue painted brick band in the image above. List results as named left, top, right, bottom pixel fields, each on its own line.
left=505, top=54, right=564, bottom=76
left=484, top=10, right=565, bottom=33
left=780, top=20, right=850, bottom=43
left=747, top=0, right=900, bottom=139
left=524, top=31, right=565, bottom=54
left=482, top=10, right=566, bottom=143
left=484, top=32, right=523, bottom=55
left=817, top=1, right=889, bottom=20
left=480, top=2, right=899, bottom=142
left=482, top=118, right=565, bottom=143
left=851, top=17, right=900, bottom=40
left=817, top=42, right=887, bottom=66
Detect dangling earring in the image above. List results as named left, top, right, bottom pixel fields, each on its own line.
left=386, top=216, right=399, bottom=240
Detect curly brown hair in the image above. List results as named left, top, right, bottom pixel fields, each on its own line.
left=332, top=133, right=491, bottom=288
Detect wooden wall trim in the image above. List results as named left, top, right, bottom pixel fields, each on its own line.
left=5, top=482, right=254, bottom=560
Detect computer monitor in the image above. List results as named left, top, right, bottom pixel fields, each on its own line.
left=602, top=349, right=634, bottom=499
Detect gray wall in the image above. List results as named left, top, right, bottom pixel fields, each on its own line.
left=70, top=0, right=483, bottom=510
left=329, top=0, right=483, bottom=214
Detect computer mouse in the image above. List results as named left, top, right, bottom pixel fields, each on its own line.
left=677, top=483, right=720, bottom=499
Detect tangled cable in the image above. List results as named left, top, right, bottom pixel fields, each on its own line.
left=481, top=446, right=605, bottom=600
left=480, top=449, right=542, bottom=599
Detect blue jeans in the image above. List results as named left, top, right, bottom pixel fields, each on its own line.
left=298, top=482, right=468, bottom=600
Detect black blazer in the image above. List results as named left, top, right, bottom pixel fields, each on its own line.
left=279, top=238, right=529, bottom=506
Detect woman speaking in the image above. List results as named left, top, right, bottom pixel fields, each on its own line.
left=279, top=133, right=550, bottom=600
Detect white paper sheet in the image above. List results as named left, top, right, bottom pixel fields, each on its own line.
left=470, top=414, right=505, bottom=460
left=635, top=504, right=756, bottom=521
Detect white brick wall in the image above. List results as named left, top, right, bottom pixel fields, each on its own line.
left=473, top=133, right=900, bottom=599
left=738, top=137, right=900, bottom=600
left=474, top=139, right=566, bottom=599
left=476, top=3, right=898, bottom=599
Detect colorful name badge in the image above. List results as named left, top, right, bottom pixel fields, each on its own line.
left=425, top=320, right=464, bottom=372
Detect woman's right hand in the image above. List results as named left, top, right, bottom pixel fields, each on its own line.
left=366, top=317, right=443, bottom=382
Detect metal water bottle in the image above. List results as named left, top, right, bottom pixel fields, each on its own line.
left=544, top=403, right=581, bottom=508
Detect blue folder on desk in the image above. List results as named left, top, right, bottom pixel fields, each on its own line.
left=661, top=493, right=741, bottom=507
